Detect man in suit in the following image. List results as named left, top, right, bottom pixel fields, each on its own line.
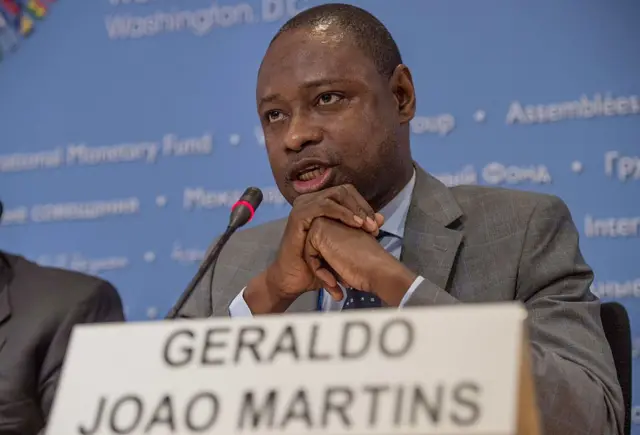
left=173, top=3, right=624, bottom=434
left=0, top=249, right=125, bottom=434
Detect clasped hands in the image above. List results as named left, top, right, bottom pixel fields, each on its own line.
left=244, top=184, right=418, bottom=315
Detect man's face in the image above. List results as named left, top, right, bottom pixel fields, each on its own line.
left=256, top=26, right=405, bottom=208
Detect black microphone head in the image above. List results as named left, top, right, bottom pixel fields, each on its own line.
left=228, top=187, right=263, bottom=229
left=0, top=200, right=3, bottom=222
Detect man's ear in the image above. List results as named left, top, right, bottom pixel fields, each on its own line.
left=389, top=64, right=416, bottom=124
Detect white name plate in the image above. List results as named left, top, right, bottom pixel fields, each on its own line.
left=46, top=303, right=540, bottom=435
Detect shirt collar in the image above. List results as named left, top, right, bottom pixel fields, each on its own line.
left=377, top=169, right=416, bottom=239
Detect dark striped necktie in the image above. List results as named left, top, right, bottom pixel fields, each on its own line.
left=342, top=230, right=392, bottom=310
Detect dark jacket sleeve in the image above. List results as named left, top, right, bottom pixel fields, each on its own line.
left=38, top=281, right=125, bottom=420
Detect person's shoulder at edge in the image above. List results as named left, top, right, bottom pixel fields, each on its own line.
left=8, top=252, right=124, bottom=319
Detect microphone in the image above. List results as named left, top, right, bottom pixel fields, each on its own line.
left=0, top=200, right=3, bottom=221
left=228, top=187, right=262, bottom=230
left=166, top=187, right=263, bottom=319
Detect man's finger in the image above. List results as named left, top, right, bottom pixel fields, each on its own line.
left=303, top=229, right=338, bottom=287
left=317, top=269, right=341, bottom=297
left=298, top=199, right=375, bottom=232
left=294, top=184, right=379, bottom=233
left=316, top=184, right=376, bottom=226
left=340, top=185, right=375, bottom=218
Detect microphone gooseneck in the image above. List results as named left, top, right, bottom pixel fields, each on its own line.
left=165, top=187, right=263, bottom=319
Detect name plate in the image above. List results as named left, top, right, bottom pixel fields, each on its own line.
left=46, top=303, right=539, bottom=435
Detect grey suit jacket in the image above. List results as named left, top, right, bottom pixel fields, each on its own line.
left=174, top=165, right=624, bottom=435
left=0, top=251, right=125, bottom=435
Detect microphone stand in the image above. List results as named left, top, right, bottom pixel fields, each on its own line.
left=165, top=226, right=234, bottom=319
left=165, top=186, right=263, bottom=319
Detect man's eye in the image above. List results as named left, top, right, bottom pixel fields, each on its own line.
left=266, top=110, right=284, bottom=123
left=318, top=93, right=343, bottom=105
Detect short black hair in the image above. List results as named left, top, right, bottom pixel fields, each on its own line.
left=271, top=3, right=403, bottom=78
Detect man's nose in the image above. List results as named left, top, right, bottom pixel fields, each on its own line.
left=283, top=112, right=322, bottom=151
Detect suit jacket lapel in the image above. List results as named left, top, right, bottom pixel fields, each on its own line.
left=0, top=288, right=9, bottom=355
left=0, top=289, right=10, bottom=327
left=0, top=253, right=13, bottom=326
left=0, top=253, right=14, bottom=353
left=401, top=165, right=464, bottom=291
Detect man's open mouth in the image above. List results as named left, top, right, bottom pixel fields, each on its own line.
left=290, top=162, right=335, bottom=194
left=297, top=165, right=327, bottom=181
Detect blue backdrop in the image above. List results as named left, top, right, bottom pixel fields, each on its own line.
left=1, top=0, right=639, bottom=428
